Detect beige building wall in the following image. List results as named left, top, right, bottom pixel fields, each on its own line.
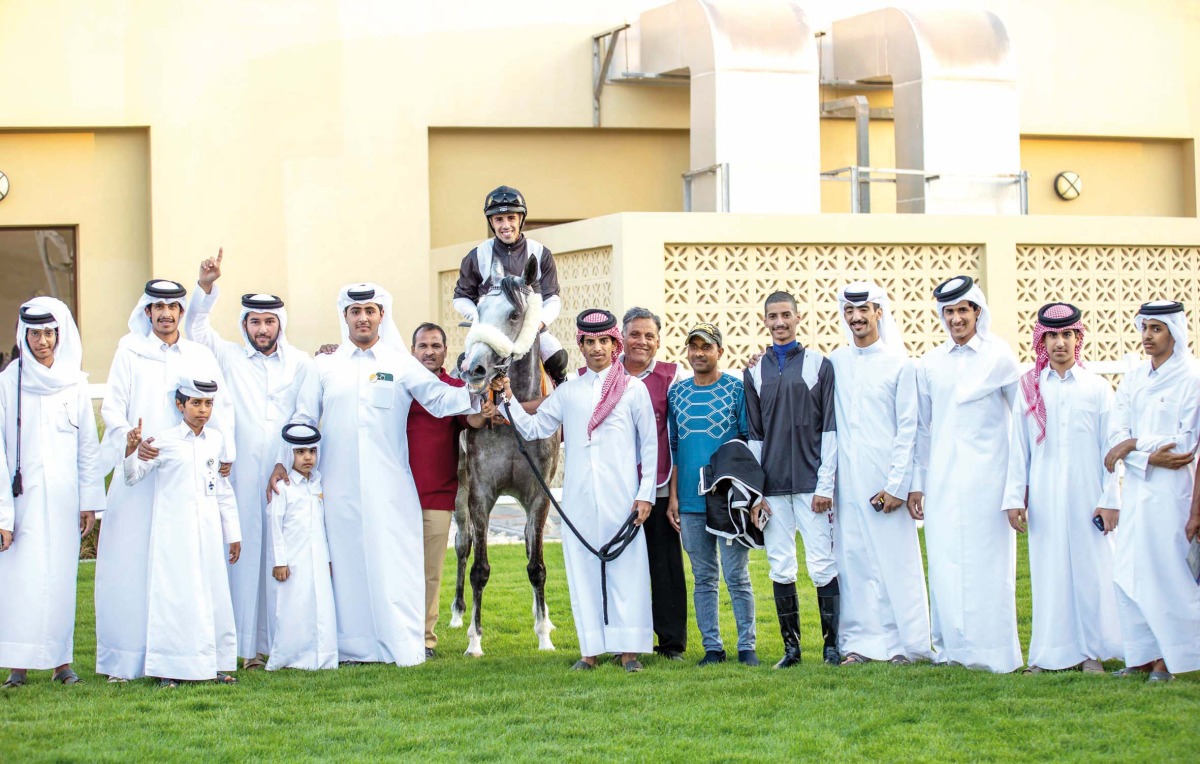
left=0, top=0, right=1197, bottom=377
left=428, top=128, right=689, bottom=248
left=0, top=130, right=150, bottom=374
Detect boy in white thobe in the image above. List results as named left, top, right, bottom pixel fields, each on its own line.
left=185, top=249, right=312, bottom=669
left=0, top=299, right=105, bottom=687
left=96, top=280, right=234, bottom=681
left=831, top=283, right=932, bottom=666
left=123, top=378, right=242, bottom=687
left=910, top=276, right=1022, bottom=673
left=502, top=309, right=657, bottom=672
left=1105, top=300, right=1200, bottom=682
left=264, top=424, right=336, bottom=671
left=1003, top=303, right=1122, bottom=674
left=277, top=283, right=477, bottom=667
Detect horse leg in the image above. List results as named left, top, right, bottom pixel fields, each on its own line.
left=521, top=480, right=555, bottom=651
left=465, top=483, right=496, bottom=658
left=449, top=483, right=471, bottom=629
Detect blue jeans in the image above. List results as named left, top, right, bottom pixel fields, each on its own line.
left=679, top=513, right=756, bottom=652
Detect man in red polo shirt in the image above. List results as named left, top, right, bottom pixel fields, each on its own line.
left=407, top=322, right=489, bottom=658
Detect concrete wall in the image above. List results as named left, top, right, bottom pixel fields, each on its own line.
left=0, top=0, right=1197, bottom=376
left=434, top=213, right=1200, bottom=372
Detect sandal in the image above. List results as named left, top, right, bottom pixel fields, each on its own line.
left=622, top=658, right=643, bottom=673
left=1147, top=671, right=1175, bottom=683
left=888, top=655, right=912, bottom=666
left=1111, top=667, right=1149, bottom=678
left=570, top=659, right=595, bottom=671
left=3, top=672, right=26, bottom=688
left=52, top=669, right=82, bottom=685
left=840, top=653, right=871, bottom=666
left=242, top=657, right=266, bottom=671
left=1022, top=666, right=1045, bottom=675
left=107, top=675, right=128, bottom=684
left=214, top=672, right=238, bottom=685
left=158, top=678, right=179, bottom=689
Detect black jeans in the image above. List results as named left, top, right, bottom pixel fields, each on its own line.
left=645, top=494, right=688, bottom=654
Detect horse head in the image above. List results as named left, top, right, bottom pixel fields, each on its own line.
left=461, top=255, right=542, bottom=395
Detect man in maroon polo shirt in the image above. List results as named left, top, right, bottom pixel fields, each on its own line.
left=621, top=307, right=688, bottom=660
left=407, top=322, right=490, bottom=658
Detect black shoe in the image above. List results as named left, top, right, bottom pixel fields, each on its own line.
left=424, top=648, right=436, bottom=659
left=738, top=650, right=760, bottom=667
left=772, top=581, right=802, bottom=669
left=656, top=649, right=685, bottom=662
left=544, top=349, right=569, bottom=387
left=823, top=646, right=841, bottom=665
left=697, top=650, right=727, bottom=666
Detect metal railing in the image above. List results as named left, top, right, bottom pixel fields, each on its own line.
left=682, top=163, right=730, bottom=213
left=821, top=166, right=1030, bottom=214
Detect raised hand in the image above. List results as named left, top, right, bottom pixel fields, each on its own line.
left=126, top=418, right=144, bottom=458
left=198, top=248, right=224, bottom=292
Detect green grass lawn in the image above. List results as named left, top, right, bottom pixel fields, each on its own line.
left=1, top=534, right=1196, bottom=762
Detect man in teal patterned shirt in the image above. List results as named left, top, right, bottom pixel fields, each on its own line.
left=666, top=322, right=756, bottom=666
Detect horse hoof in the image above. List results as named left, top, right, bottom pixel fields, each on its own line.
left=449, top=614, right=464, bottom=629
left=464, top=648, right=484, bottom=658
left=538, top=640, right=556, bottom=652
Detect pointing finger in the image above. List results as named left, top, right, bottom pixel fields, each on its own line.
left=217, top=247, right=224, bottom=264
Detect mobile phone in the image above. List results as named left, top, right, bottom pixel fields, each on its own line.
left=1092, top=514, right=1106, bottom=532
left=870, top=494, right=886, bottom=512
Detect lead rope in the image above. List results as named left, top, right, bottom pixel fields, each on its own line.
left=501, top=397, right=639, bottom=624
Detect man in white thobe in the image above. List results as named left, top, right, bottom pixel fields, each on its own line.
left=909, top=275, right=1022, bottom=673
left=1003, top=302, right=1123, bottom=674
left=277, top=283, right=477, bottom=667
left=0, top=299, right=105, bottom=687
left=502, top=309, right=657, bottom=672
left=184, top=248, right=312, bottom=669
left=95, top=280, right=235, bottom=681
left=1104, top=300, right=1200, bottom=682
left=830, top=282, right=932, bottom=666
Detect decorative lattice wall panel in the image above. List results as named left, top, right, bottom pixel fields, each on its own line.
left=438, top=246, right=614, bottom=372
left=1014, top=245, right=1200, bottom=365
left=662, top=244, right=982, bottom=365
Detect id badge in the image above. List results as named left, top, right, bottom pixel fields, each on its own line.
left=369, top=371, right=395, bottom=409
left=205, top=473, right=217, bottom=497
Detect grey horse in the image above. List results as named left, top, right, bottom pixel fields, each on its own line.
left=449, top=256, right=560, bottom=656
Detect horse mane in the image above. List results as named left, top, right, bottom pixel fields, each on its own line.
left=498, top=274, right=530, bottom=310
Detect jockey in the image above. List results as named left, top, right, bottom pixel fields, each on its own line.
left=452, top=185, right=569, bottom=386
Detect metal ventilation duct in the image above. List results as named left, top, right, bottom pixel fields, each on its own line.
left=832, top=7, right=1021, bottom=214
left=635, top=0, right=821, bottom=213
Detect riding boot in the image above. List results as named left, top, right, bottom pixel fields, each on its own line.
left=543, top=349, right=569, bottom=387
left=772, top=581, right=801, bottom=669
left=818, top=578, right=841, bottom=666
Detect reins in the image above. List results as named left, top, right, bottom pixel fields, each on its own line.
left=499, top=394, right=640, bottom=625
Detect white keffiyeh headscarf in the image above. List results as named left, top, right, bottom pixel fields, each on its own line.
left=12, top=296, right=87, bottom=395
left=837, top=280, right=906, bottom=350
left=336, top=283, right=404, bottom=352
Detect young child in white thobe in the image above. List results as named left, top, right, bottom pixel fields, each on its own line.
left=123, top=377, right=242, bottom=688
left=264, top=424, right=337, bottom=671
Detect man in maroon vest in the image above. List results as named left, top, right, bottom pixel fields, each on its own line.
left=621, top=307, right=688, bottom=659
left=406, top=322, right=490, bottom=658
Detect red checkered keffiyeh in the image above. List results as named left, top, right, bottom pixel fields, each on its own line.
left=1020, top=303, right=1086, bottom=444
left=576, top=311, right=627, bottom=440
